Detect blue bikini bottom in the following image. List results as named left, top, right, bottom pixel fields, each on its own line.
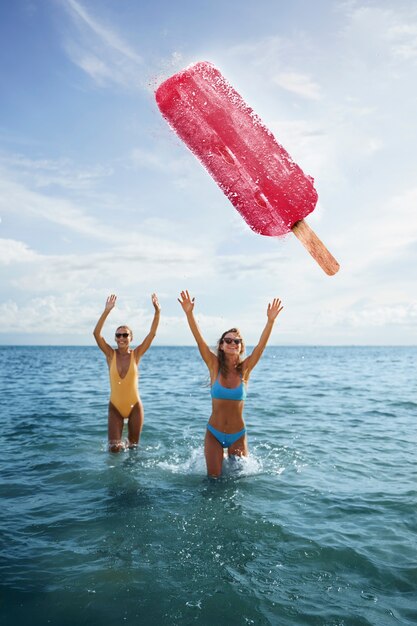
left=207, top=423, right=246, bottom=448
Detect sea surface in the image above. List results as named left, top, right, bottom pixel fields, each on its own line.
left=0, top=345, right=416, bottom=626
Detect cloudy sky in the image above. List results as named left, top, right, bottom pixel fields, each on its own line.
left=1, top=0, right=416, bottom=346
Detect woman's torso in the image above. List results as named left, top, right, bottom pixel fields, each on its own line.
left=209, top=369, right=248, bottom=433
left=108, top=349, right=137, bottom=377
left=108, top=350, right=140, bottom=417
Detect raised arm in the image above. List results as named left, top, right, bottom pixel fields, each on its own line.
left=93, top=294, right=117, bottom=357
left=243, top=298, right=284, bottom=375
left=178, top=290, right=217, bottom=372
left=134, top=293, right=161, bottom=359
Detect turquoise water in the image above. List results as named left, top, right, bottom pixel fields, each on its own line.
left=0, top=346, right=416, bottom=625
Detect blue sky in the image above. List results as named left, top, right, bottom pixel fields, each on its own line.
left=1, top=0, right=416, bottom=346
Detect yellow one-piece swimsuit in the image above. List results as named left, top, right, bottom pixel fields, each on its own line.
left=109, top=352, right=140, bottom=419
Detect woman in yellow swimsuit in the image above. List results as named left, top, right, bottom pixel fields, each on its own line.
left=93, top=293, right=160, bottom=452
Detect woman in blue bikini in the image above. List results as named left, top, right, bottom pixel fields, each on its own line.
left=178, top=290, right=283, bottom=477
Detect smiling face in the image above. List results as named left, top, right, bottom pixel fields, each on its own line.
left=115, top=326, right=132, bottom=347
left=219, top=330, right=244, bottom=357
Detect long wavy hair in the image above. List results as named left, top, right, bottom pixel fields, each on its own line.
left=216, top=328, right=246, bottom=378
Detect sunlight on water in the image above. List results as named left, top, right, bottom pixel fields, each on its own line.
left=157, top=447, right=206, bottom=474
left=157, top=445, right=269, bottom=478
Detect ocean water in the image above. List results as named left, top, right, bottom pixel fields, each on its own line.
left=0, top=345, right=416, bottom=626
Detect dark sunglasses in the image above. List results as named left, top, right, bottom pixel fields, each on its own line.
left=221, top=337, right=242, bottom=345
left=115, top=332, right=130, bottom=338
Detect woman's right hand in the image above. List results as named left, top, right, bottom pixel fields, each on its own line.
left=105, top=294, right=117, bottom=311
left=178, top=290, right=195, bottom=314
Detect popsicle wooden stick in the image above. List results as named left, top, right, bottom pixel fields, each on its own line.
left=291, top=220, right=340, bottom=276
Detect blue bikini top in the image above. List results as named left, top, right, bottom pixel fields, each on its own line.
left=210, top=373, right=247, bottom=401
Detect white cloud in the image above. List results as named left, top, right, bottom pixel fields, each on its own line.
left=60, top=0, right=143, bottom=89
left=2, top=0, right=417, bottom=346
left=215, top=252, right=288, bottom=280
left=345, top=185, right=417, bottom=272
left=0, top=239, right=38, bottom=265
left=4, top=242, right=212, bottom=294
left=69, top=54, right=113, bottom=86
left=0, top=173, right=110, bottom=240
left=341, top=3, right=417, bottom=67
left=0, top=295, right=104, bottom=334
left=63, top=0, right=142, bottom=63
left=0, top=153, right=113, bottom=190
left=388, top=23, right=417, bottom=60
left=273, top=72, right=322, bottom=101
left=379, top=187, right=417, bottom=250
left=320, top=301, right=417, bottom=330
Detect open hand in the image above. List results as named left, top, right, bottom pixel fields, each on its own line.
left=151, top=293, right=161, bottom=312
left=267, top=298, right=283, bottom=321
left=178, top=290, right=195, bottom=315
left=105, top=294, right=117, bottom=311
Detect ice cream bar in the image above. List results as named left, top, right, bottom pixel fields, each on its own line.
left=155, top=61, right=339, bottom=275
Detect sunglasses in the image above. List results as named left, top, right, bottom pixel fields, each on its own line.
left=115, top=332, right=130, bottom=338
left=221, top=337, right=242, bottom=345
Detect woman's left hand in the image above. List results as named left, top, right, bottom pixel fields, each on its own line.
left=151, top=293, right=161, bottom=312
left=267, top=298, right=284, bottom=321
left=178, top=290, right=195, bottom=315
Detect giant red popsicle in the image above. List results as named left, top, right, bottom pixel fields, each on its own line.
left=155, top=61, right=339, bottom=275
